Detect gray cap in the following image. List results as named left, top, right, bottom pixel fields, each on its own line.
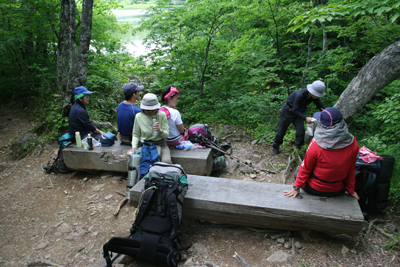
left=123, top=82, right=144, bottom=95
left=140, top=93, right=160, bottom=110
left=307, top=80, right=325, bottom=97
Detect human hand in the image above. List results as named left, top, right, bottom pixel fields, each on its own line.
left=352, top=191, right=360, bottom=200
left=127, top=148, right=135, bottom=155
left=306, top=117, right=313, bottom=124
left=153, top=122, right=161, bottom=132
left=284, top=189, right=299, bottom=198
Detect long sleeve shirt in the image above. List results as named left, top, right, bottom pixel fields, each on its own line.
left=294, top=138, right=359, bottom=195
left=68, top=100, right=96, bottom=138
left=131, top=111, right=169, bottom=148
left=117, top=102, right=141, bottom=136
left=286, top=89, right=326, bottom=120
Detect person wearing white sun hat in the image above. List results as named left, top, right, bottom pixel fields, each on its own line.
left=126, top=93, right=172, bottom=164
left=271, top=80, right=326, bottom=155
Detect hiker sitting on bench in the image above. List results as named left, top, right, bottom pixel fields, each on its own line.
left=284, top=107, right=359, bottom=199
left=126, top=93, right=172, bottom=164
left=160, top=86, right=187, bottom=147
left=117, top=82, right=144, bottom=145
left=68, top=86, right=105, bottom=140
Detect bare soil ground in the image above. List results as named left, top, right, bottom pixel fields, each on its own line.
left=0, top=104, right=399, bottom=267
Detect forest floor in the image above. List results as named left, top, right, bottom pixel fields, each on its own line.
left=0, top=104, right=400, bottom=267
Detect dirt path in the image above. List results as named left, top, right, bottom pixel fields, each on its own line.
left=0, top=105, right=399, bottom=267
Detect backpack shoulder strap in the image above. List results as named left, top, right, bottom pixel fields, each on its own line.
left=167, top=193, right=182, bottom=242
left=131, top=187, right=156, bottom=234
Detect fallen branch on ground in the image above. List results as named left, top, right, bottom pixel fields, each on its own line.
left=26, top=260, right=64, bottom=267
left=282, top=152, right=296, bottom=184
left=114, top=198, right=128, bottom=217
left=373, top=225, right=394, bottom=239
left=366, top=219, right=379, bottom=236
left=233, top=252, right=252, bottom=267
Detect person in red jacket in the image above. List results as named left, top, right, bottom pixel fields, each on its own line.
left=284, top=107, right=360, bottom=199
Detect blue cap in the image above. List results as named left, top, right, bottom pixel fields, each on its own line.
left=74, top=86, right=93, bottom=96
left=313, top=107, right=343, bottom=127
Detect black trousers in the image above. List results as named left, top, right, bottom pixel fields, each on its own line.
left=294, top=172, right=345, bottom=197
left=272, top=104, right=305, bottom=149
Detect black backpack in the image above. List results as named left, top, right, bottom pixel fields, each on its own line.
left=43, top=133, right=73, bottom=174
left=103, top=162, right=189, bottom=267
left=355, top=155, right=395, bottom=220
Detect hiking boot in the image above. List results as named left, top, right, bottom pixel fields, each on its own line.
left=271, top=147, right=279, bottom=156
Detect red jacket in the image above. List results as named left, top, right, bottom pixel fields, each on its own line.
left=294, top=138, right=359, bottom=195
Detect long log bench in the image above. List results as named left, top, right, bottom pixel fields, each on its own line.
left=63, top=142, right=213, bottom=176
left=130, top=175, right=364, bottom=235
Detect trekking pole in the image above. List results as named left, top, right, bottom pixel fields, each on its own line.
left=197, top=135, right=276, bottom=174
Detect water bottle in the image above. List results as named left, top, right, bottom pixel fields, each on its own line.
left=152, top=118, right=157, bottom=136
left=176, top=144, right=186, bottom=150
left=75, top=131, right=82, bottom=148
left=87, top=134, right=93, bottom=150
left=306, top=118, right=317, bottom=136
left=126, top=153, right=141, bottom=199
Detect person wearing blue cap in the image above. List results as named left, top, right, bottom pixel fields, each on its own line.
left=271, top=80, right=327, bottom=155
left=117, top=82, right=144, bottom=145
left=68, top=86, right=105, bottom=140
left=283, top=107, right=360, bottom=199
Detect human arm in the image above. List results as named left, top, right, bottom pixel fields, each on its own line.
left=294, top=140, right=318, bottom=189
left=126, top=148, right=136, bottom=155
left=313, top=98, right=326, bottom=111
left=94, top=128, right=105, bottom=135
left=344, top=139, right=359, bottom=196
left=177, top=124, right=185, bottom=134
left=173, top=110, right=185, bottom=134
left=76, top=108, right=97, bottom=133
left=291, top=91, right=308, bottom=120
left=157, top=112, right=170, bottom=139
left=131, top=115, right=141, bottom=149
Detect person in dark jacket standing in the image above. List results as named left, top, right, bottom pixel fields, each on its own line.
left=271, top=80, right=326, bottom=155
left=68, top=86, right=105, bottom=140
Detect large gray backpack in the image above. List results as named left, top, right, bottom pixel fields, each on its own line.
left=103, top=162, right=188, bottom=267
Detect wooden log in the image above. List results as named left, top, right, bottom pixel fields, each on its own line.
left=130, top=175, right=364, bottom=235
left=63, top=142, right=213, bottom=175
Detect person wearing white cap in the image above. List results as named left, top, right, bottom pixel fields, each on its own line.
left=271, top=80, right=326, bottom=155
left=126, top=93, right=172, bottom=163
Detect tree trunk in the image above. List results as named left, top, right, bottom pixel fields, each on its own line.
left=58, top=0, right=94, bottom=117
left=301, top=32, right=314, bottom=88
left=335, top=41, right=400, bottom=123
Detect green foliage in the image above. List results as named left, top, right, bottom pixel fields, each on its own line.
left=35, top=94, right=69, bottom=140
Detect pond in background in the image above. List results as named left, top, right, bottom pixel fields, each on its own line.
left=112, top=9, right=153, bottom=57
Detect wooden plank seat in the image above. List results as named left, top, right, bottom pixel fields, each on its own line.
left=130, top=175, right=364, bottom=235
left=63, top=142, right=213, bottom=176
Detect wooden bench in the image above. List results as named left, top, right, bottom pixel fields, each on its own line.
left=130, top=175, right=364, bottom=235
left=63, top=142, right=213, bottom=176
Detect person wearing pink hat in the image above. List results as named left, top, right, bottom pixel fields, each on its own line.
left=159, top=86, right=187, bottom=147
left=284, top=107, right=360, bottom=199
